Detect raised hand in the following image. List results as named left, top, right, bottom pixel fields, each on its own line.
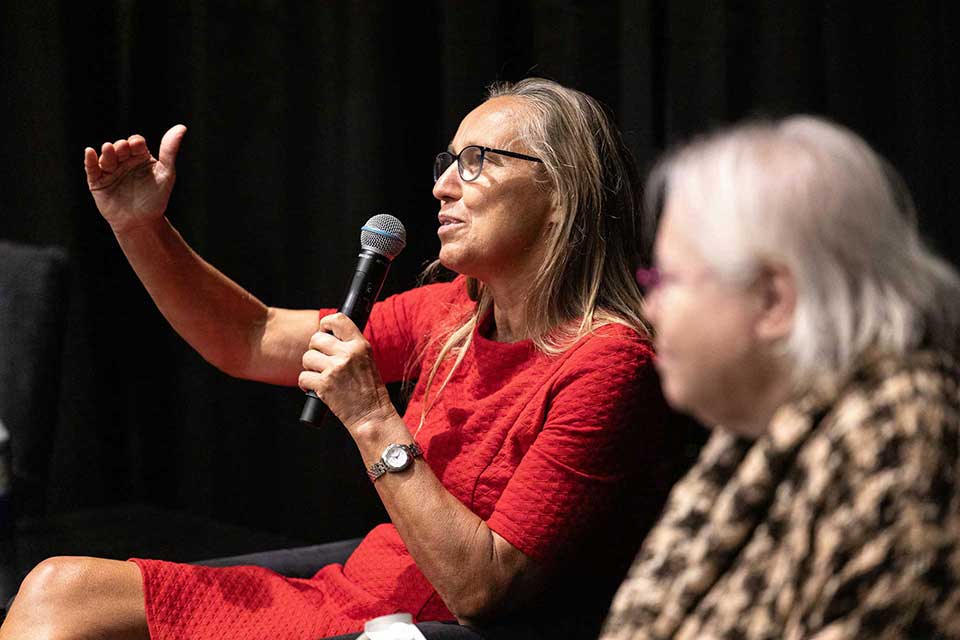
left=84, top=125, right=187, bottom=234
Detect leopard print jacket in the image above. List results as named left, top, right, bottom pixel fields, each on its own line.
left=600, top=350, right=960, bottom=640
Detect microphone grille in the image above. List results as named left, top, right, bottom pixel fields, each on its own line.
left=360, top=214, right=407, bottom=260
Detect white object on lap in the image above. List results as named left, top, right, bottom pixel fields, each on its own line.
left=356, top=613, right=428, bottom=640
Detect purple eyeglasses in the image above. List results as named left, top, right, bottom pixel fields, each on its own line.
left=635, top=267, right=663, bottom=294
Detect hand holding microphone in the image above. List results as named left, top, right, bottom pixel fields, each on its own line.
left=299, top=214, right=406, bottom=425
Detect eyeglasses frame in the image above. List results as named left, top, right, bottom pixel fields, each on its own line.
left=434, top=145, right=543, bottom=183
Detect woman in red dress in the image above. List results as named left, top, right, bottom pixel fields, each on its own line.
left=0, top=79, right=681, bottom=639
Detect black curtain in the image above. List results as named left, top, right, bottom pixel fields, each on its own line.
left=2, top=1, right=958, bottom=543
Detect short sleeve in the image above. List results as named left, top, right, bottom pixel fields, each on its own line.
left=485, top=329, right=669, bottom=566
left=320, top=277, right=470, bottom=385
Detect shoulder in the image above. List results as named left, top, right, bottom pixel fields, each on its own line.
left=396, top=274, right=470, bottom=307
left=809, top=350, right=960, bottom=490
left=379, top=274, right=473, bottom=321
left=545, top=323, right=658, bottom=399
left=798, top=353, right=960, bottom=634
left=831, top=350, right=959, bottom=439
left=559, top=322, right=656, bottom=370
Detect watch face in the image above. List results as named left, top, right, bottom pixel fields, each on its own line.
left=383, top=444, right=411, bottom=471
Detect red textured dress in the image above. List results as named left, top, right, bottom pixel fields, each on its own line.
left=132, top=277, right=676, bottom=639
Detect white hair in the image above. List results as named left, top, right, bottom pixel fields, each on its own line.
left=648, top=115, right=960, bottom=388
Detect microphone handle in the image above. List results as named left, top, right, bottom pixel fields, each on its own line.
left=300, top=250, right=392, bottom=426
left=299, top=391, right=327, bottom=425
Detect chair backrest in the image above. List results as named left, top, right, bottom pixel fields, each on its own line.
left=0, top=240, right=69, bottom=517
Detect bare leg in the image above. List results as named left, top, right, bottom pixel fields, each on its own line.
left=0, top=557, right=149, bottom=640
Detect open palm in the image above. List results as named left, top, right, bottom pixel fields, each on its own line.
left=84, top=125, right=187, bottom=234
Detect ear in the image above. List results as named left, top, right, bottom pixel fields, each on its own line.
left=754, top=262, right=796, bottom=341
left=545, top=189, right=562, bottom=226
left=547, top=207, right=562, bottom=227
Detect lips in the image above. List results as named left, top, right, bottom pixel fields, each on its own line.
left=438, top=213, right=465, bottom=239
left=438, top=213, right=464, bottom=227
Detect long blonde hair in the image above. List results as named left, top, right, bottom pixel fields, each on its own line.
left=415, top=78, right=652, bottom=426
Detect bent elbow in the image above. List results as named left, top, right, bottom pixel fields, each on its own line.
left=209, top=310, right=275, bottom=381
left=448, top=572, right=531, bottom=627
left=449, top=588, right=503, bottom=627
left=449, top=534, right=543, bottom=625
left=205, top=346, right=252, bottom=380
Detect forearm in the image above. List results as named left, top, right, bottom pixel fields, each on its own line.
left=114, top=216, right=310, bottom=384
left=353, top=415, right=538, bottom=623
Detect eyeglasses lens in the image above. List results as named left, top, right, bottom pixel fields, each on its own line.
left=635, top=267, right=661, bottom=294
left=433, top=153, right=454, bottom=182
left=459, top=146, right=483, bottom=181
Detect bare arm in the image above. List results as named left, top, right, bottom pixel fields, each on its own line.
left=368, top=420, right=546, bottom=624
left=113, top=218, right=317, bottom=384
left=85, top=126, right=317, bottom=385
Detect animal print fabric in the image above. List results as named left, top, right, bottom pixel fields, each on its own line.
left=601, top=350, right=960, bottom=639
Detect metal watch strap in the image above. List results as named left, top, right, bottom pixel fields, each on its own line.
left=367, top=442, right=423, bottom=482
left=367, top=460, right=389, bottom=481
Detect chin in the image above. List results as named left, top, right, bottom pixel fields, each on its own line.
left=661, top=374, right=708, bottom=422
left=437, top=248, right=458, bottom=271
left=659, top=373, right=687, bottom=412
left=677, top=395, right=743, bottom=435
left=438, top=249, right=478, bottom=279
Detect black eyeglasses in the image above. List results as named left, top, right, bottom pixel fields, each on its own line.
left=433, top=145, right=543, bottom=182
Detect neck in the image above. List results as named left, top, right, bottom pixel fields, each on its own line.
left=484, top=277, right=532, bottom=343
left=720, top=361, right=795, bottom=439
left=473, top=245, right=549, bottom=343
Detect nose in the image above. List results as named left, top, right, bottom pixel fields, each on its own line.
left=432, top=162, right=461, bottom=202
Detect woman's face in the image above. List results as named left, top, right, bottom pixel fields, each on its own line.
left=432, top=97, right=557, bottom=285
left=645, top=194, right=783, bottom=436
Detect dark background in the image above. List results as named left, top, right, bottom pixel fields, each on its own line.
left=2, top=1, right=958, bottom=549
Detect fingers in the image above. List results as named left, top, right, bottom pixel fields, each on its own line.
left=85, top=130, right=161, bottom=178
left=158, top=124, right=187, bottom=168
left=114, top=139, right=131, bottom=163
left=301, top=346, right=332, bottom=372
left=99, top=141, right=118, bottom=172
left=319, top=312, right=363, bottom=341
left=127, top=134, right=148, bottom=157
left=300, top=320, right=366, bottom=378
left=299, top=321, right=388, bottom=427
left=307, top=329, right=338, bottom=353
left=84, top=147, right=102, bottom=183
left=298, top=370, right=324, bottom=395
left=298, top=347, right=333, bottom=394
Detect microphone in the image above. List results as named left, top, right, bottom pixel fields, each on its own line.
left=299, top=214, right=407, bottom=425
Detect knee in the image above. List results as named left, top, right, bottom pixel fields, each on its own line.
left=4, top=557, right=145, bottom=639
left=16, top=556, right=100, bottom=610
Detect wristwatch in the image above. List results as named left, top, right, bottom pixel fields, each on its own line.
left=367, top=442, right=423, bottom=482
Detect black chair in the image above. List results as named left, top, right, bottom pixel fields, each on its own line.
left=0, top=240, right=69, bottom=602
left=0, top=241, right=69, bottom=522
left=199, top=540, right=606, bottom=640
left=0, top=241, right=302, bottom=608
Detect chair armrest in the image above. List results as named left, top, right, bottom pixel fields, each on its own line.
left=195, top=537, right=363, bottom=578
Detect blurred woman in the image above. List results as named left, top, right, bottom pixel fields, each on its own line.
left=0, top=79, right=683, bottom=639
left=602, top=116, right=960, bottom=639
